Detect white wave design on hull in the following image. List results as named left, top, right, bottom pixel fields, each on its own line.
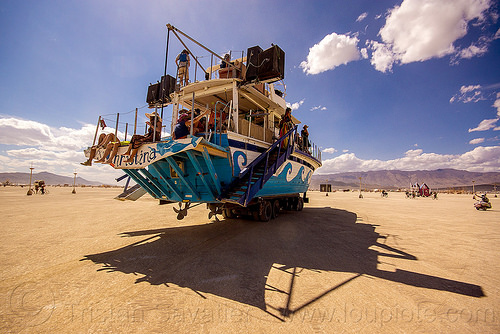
left=276, top=161, right=311, bottom=182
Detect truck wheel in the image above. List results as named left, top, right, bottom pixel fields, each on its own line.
left=284, top=197, right=292, bottom=211
left=296, top=197, right=304, bottom=211
left=272, top=200, right=280, bottom=219
left=252, top=209, right=260, bottom=221
left=223, top=208, right=235, bottom=219
left=259, top=201, right=272, bottom=222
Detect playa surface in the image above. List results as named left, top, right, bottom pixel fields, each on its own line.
left=0, top=187, right=499, bottom=333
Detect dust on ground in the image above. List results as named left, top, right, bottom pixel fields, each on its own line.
left=1, top=187, right=499, bottom=333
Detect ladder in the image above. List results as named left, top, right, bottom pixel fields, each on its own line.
left=114, top=183, right=147, bottom=201
left=220, top=125, right=298, bottom=206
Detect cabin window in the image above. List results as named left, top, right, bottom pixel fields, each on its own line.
left=170, top=160, right=184, bottom=178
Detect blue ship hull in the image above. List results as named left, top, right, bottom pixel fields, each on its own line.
left=107, top=133, right=320, bottom=205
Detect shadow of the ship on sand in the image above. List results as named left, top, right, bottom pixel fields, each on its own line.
left=82, top=207, right=484, bottom=320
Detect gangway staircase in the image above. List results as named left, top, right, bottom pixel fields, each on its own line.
left=115, top=183, right=148, bottom=201
left=221, top=126, right=297, bottom=207
left=114, top=175, right=148, bottom=201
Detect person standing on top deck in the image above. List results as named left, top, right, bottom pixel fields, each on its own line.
left=176, top=50, right=190, bottom=87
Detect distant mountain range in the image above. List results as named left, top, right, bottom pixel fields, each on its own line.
left=0, top=172, right=102, bottom=186
left=3, top=169, right=499, bottom=191
left=311, top=169, right=500, bottom=190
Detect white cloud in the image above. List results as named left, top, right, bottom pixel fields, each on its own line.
left=494, top=92, right=500, bottom=117
left=317, top=146, right=500, bottom=174
left=461, top=85, right=482, bottom=93
left=322, top=147, right=337, bottom=154
left=468, top=118, right=499, bottom=132
left=0, top=118, right=54, bottom=146
left=356, top=12, right=368, bottom=22
left=450, top=84, right=484, bottom=103
left=404, top=149, right=423, bottom=157
left=451, top=86, right=500, bottom=132
left=370, top=0, right=494, bottom=72
left=368, top=40, right=396, bottom=72
left=310, top=105, right=327, bottom=111
left=360, top=48, right=369, bottom=59
left=469, top=138, right=485, bottom=144
left=456, top=41, right=489, bottom=59
left=286, top=99, right=305, bottom=110
left=300, top=32, right=361, bottom=74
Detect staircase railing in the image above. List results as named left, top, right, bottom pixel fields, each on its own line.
left=221, top=125, right=297, bottom=206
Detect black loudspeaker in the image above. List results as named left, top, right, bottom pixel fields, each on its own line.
left=245, top=45, right=263, bottom=81
left=160, top=74, right=176, bottom=100
left=146, top=82, right=160, bottom=104
left=257, top=45, right=285, bottom=82
left=146, top=74, right=176, bottom=105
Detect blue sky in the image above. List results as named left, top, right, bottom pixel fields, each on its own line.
left=1, top=0, right=499, bottom=183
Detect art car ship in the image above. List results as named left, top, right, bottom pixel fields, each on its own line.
left=83, top=24, right=322, bottom=221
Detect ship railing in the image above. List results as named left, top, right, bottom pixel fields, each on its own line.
left=309, top=141, right=322, bottom=161
left=295, top=134, right=322, bottom=162
left=90, top=106, right=167, bottom=147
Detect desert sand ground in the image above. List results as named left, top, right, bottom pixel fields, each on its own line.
left=0, top=186, right=499, bottom=333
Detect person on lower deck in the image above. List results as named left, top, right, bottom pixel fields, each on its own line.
left=81, top=133, right=118, bottom=166
left=301, top=124, right=310, bottom=153
left=278, top=107, right=294, bottom=147
left=194, top=116, right=207, bottom=136
left=173, top=108, right=210, bottom=139
left=95, top=137, right=129, bottom=164
left=124, top=112, right=162, bottom=163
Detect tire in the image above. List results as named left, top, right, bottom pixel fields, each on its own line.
left=283, top=198, right=291, bottom=211
left=259, top=201, right=272, bottom=222
left=252, top=209, right=260, bottom=221
left=222, top=208, right=235, bottom=219
left=296, top=197, right=304, bottom=211
left=272, top=200, right=280, bottom=219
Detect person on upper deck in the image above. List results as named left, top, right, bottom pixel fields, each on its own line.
left=124, top=112, right=162, bottom=163
left=219, top=54, right=232, bottom=79
left=219, top=54, right=245, bottom=80
left=176, top=49, right=190, bottom=87
left=220, top=54, right=231, bottom=69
